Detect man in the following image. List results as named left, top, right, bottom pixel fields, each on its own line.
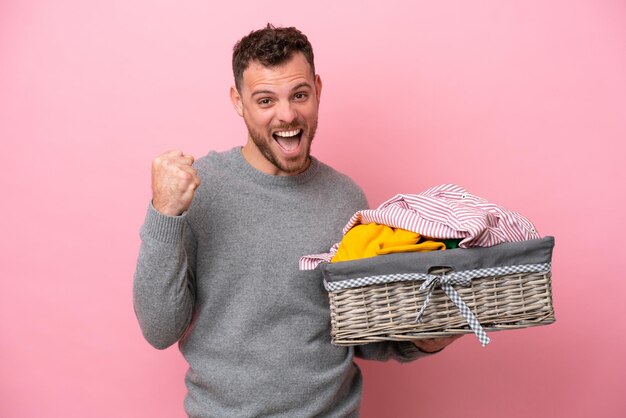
left=134, top=24, right=459, bottom=417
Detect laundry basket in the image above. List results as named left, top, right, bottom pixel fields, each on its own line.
left=318, top=237, right=555, bottom=346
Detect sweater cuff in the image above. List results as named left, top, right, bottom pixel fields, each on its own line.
left=399, top=341, right=433, bottom=360
left=398, top=341, right=426, bottom=358
left=140, top=202, right=187, bottom=244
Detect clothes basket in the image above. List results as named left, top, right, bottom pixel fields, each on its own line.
left=317, top=237, right=555, bottom=346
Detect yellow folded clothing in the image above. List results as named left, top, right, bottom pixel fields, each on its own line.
left=331, top=223, right=446, bottom=263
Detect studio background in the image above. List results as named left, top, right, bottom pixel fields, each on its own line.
left=1, top=1, right=625, bottom=417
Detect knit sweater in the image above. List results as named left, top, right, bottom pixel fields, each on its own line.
left=133, top=147, right=426, bottom=418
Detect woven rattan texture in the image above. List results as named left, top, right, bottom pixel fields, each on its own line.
left=328, top=271, right=554, bottom=345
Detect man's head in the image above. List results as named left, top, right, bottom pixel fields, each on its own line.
left=232, top=24, right=315, bottom=93
left=230, top=24, right=322, bottom=176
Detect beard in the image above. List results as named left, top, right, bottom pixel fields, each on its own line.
left=244, top=116, right=318, bottom=175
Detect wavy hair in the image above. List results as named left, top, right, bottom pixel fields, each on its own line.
left=232, top=24, right=315, bottom=91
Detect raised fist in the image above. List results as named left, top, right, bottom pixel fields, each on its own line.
left=151, top=150, right=201, bottom=216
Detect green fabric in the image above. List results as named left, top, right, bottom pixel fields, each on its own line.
left=442, top=238, right=462, bottom=249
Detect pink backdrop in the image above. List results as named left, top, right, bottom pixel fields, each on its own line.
left=1, top=1, right=625, bottom=417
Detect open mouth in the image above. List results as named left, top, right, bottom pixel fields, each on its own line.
left=273, top=129, right=303, bottom=153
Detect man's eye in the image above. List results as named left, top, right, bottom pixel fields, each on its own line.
left=258, top=99, right=272, bottom=106
left=294, top=93, right=308, bottom=101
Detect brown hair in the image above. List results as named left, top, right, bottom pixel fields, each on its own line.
left=232, top=24, right=315, bottom=91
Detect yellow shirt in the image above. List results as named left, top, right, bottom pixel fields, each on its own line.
left=331, top=223, right=446, bottom=263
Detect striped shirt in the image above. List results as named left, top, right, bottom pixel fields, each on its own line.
left=300, top=184, right=540, bottom=270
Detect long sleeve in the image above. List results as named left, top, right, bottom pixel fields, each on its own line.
left=133, top=204, right=197, bottom=349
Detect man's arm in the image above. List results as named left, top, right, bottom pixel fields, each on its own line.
left=132, top=150, right=201, bottom=349
left=133, top=206, right=197, bottom=349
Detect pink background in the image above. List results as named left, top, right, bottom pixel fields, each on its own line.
left=1, top=1, right=625, bottom=417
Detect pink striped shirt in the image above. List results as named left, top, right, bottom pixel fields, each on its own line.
left=300, top=184, right=540, bottom=270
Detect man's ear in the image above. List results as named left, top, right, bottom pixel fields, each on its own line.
left=314, top=74, right=322, bottom=102
left=230, top=86, right=244, bottom=117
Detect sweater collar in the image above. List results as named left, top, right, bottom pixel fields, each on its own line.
left=228, top=147, right=320, bottom=187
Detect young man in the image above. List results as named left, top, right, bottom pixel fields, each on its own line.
left=134, top=24, right=459, bottom=417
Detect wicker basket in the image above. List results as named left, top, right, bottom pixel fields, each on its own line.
left=319, top=237, right=555, bottom=346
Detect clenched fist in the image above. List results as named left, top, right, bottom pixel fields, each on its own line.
left=151, top=150, right=201, bottom=216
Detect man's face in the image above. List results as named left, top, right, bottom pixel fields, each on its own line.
left=231, top=52, right=322, bottom=176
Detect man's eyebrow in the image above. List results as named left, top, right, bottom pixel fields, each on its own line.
left=251, top=89, right=276, bottom=98
left=291, top=82, right=313, bottom=91
left=250, top=82, right=313, bottom=98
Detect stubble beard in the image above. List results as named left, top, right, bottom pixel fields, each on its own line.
left=245, top=117, right=318, bottom=175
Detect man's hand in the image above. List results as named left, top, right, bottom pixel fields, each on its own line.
left=151, top=150, right=201, bottom=216
left=412, top=334, right=464, bottom=353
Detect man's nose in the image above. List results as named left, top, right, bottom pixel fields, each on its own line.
left=275, top=100, right=298, bottom=124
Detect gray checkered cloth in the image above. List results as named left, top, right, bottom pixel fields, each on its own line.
left=323, top=263, right=550, bottom=292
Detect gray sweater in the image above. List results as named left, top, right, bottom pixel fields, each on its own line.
left=133, top=147, right=426, bottom=417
